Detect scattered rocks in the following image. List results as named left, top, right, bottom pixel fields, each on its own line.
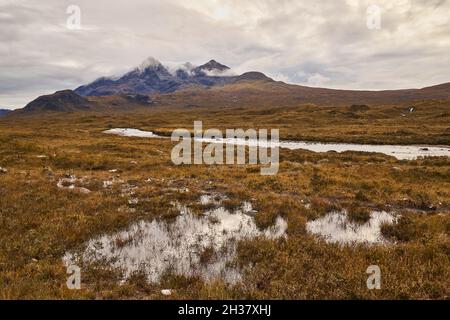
left=57, top=175, right=91, bottom=194
left=121, top=183, right=138, bottom=197
left=103, top=180, right=113, bottom=188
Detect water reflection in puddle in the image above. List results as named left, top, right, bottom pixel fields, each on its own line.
left=306, top=211, right=396, bottom=245
left=64, top=202, right=287, bottom=284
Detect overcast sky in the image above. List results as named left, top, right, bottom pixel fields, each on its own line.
left=1, top=0, right=449, bottom=109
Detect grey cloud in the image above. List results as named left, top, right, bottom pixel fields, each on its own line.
left=1, top=0, right=449, bottom=109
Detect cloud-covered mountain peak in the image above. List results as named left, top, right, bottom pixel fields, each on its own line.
left=74, top=58, right=266, bottom=96
left=137, top=56, right=164, bottom=72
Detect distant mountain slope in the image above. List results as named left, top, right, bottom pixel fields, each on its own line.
left=74, top=58, right=273, bottom=96
left=156, top=79, right=450, bottom=108
left=0, top=109, right=11, bottom=117
left=21, top=90, right=90, bottom=113
left=13, top=90, right=158, bottom=114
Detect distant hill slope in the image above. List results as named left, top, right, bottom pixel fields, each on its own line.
left=20, top=90, right=90, bottom=113
left=154, top=79, right=450, bottom=108
left=13, top=90, right=158, bottom=114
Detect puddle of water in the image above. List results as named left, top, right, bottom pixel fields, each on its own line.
left=306, top=211, right=396, bottom=245
left=64, top=202, right=287, bottom=284
left=200, top=137, right=450, bottom=161
left=104, top=128, right=162, bottom=138
left=104, top=128, right=450, bottom=160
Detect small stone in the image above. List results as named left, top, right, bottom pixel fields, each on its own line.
left=103, top=181, right=113, bottom=188
left=43, top=166, right=54, bottom=177
left=161, top=289, right=172, bottom=296
left=76, top=187, right=92, bottom=194
left=0, top=167, right=7, bottom=174
left=128, top=198, right=139, bottom=205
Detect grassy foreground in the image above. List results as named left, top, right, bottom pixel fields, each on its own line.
left=0, top=102, right=449, bottom=299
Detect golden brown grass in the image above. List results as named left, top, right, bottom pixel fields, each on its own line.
left=0, top=102, right=448, bottom=299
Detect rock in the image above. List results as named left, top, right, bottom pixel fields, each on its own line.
left=161, top=289, right=172, bottom=296
left=57, top=175, right=91, bottom=194
left=76, top=187, right=91, bottom=194
left=128, top=198, right=139, bottom=205
left=420, top=148, right=429, bottom=151
left=0, top=167, right=7, bottom=174
left=117, top=206, right=136, bottom=213
left=42, top=166, right=54, bottom=177
left=103, top=181, right=113, bottom=188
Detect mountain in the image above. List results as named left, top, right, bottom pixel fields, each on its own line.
left=10, top=57, right=450, bottom=114
left=192, top=59, right=231, bottom=76
left=21, top=90, right=90, bottom=113
left=74, top=58, right=263, bottom=96
left=0, top=109, right=11, bottom=117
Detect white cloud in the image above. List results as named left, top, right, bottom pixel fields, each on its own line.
left=306, top=73, right=331, bottom=86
